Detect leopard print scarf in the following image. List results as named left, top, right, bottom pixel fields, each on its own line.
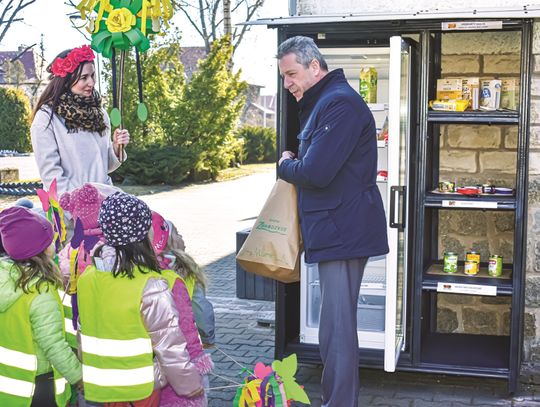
left=55, top=91, right=107, bottom=134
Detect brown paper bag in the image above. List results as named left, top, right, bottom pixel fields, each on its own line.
left=236, top=179, right=301, bottom=283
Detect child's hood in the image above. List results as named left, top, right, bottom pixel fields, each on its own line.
left=0, top=259, right=23, bottom=312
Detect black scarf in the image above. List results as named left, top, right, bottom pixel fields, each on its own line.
left=55, top=91, right=107, bottom=134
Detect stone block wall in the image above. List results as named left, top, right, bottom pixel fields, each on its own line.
left=524, top=21, right=540, bottom=363
left=435, top=31, right=520, bottom=336
left=437, top=294, right=511, bottom=335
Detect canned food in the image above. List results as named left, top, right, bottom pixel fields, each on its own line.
left=438, top=181, right=455, bottom=193
left=466, top=251, right=481, bottom=264
left=464, top=260, right=479, bottom=275
left=488, top=255, right=503, bottom=277
left=482, top=184, right=496, bottom=194
left=443, top=252, right=458, bottom=273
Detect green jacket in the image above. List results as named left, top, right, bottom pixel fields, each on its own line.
left=0, top=259, right=82, bottom=383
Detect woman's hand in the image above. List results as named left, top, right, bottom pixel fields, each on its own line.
left=113, top=128, right=130, bottom=157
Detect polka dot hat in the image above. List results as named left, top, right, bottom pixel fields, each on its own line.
left=98, top=192, right=152, bottom=246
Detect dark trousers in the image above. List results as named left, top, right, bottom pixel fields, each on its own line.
left=318, top=257, right=368, bottom=407
left=31, top=372, right=56, bottom=407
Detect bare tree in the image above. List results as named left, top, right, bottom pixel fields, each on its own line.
left=0, top=0, right=37, bottom=46
left=173, top=0, right=264, bottom=54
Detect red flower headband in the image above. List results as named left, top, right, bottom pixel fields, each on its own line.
left=51, top=45, right=95, bottom=78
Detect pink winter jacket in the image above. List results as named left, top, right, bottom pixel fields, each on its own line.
left=158, top=279, right=214, bottom=407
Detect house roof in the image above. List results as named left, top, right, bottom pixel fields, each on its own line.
left=0, top=48, right=39, bottom=83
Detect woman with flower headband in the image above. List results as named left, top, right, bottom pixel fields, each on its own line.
left=31, top=45, right=130, bottom=195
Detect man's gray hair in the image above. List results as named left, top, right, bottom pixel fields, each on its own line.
left=277, top=36, right=328, bottom=71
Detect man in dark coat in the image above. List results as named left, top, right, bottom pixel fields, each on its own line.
left=277, top=36, right=389, bottom=407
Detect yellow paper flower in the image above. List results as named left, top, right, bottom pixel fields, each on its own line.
left=106, top=8, right=136, bottom=33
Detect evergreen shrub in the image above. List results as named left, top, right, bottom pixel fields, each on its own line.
left=237, top=125, right=276, bottom=163
left=0, top=87, right=31, bottom=152
left=113, top=144, right=195, bottom=185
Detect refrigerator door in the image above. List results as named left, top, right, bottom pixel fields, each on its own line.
left=298, top=46, right=391, bottom=351
left=384, top=36, right=414, bottom=372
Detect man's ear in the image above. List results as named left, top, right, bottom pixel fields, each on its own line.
left=310, top=59, right=323, bottom=77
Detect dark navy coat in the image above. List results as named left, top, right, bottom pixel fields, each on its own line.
left=278, top=69, right=389, bottom=264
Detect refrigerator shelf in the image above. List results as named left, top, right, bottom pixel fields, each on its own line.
left=424, top=192, right=516, bottom=210
left=368, top=103, right=388, bottom=111
left=427, top=110, right=519, bottom=124
left=422, top=263, right=513, bottom=294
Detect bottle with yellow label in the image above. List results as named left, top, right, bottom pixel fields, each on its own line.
left=359, top=67, right=377, bottom=103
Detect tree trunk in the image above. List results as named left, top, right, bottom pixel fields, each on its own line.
left=223, top=0, right=231, bottom=36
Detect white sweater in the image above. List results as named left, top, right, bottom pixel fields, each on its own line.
left=30, top=107, right=125, bottom=195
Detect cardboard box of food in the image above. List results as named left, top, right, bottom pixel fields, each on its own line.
left=436, top=78, right=462, bottom=101
left=500, top=78, right=519, bottom=110
left=480, top=79, right=502, bottom=111
left=461, top=77, right=480, bottom=110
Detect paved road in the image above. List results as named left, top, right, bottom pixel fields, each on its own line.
left=136, top=170, right=540, bottom=407
left=3, top=156, right=540, bottom=406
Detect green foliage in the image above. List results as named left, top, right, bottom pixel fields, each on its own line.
left=105, top=34, right=247, bottom=183
left=236, top=125, right=276, bottom=163
left=165, top=36, right=248, bottom=180
left=113, top=144, right=195, bottom=185
left=103, top=35, right=185, bottom=148
left=0, top=87, right=31, bottom=152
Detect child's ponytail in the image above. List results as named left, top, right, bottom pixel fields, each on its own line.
left=167, top=248, right=207, bottom=290
left=13, top=253, right=63, bottom=293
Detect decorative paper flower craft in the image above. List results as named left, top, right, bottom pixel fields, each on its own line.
left=233, top=354, right=310, bottom=407
left=37, top=179, right=66, bottom=251
left=68, top=218, right=101, bottom=295
left=51, top=45, right=95, bottom=77
left=76, top=0, right=175, bottom=127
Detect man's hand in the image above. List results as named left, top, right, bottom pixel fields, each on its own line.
left=279, top=150, right=295, bottom=165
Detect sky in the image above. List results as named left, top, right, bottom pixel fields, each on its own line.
left=0, top=0, right=289, bottom=95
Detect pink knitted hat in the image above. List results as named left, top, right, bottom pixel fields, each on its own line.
left=60, top=184, right=105, bottom=233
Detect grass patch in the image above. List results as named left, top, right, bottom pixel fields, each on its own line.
left=216, top=163, right=275, bottom=182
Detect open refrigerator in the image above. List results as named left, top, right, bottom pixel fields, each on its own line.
left=298, top=37, right=416, bottom=371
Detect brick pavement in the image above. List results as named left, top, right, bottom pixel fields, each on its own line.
left=137, top=169, right=540, bottom=406
left=6, top=157, right=540, bottom=407
left=137, top=170, right=540, bottom=406
left=6, top=154, right=540, bottom=405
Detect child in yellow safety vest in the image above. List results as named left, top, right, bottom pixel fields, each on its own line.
left=78, top=192, right=205, bottom=407
left=149, top=212, right=214, bottom=407
left=0, top=206, right=82, bottom=407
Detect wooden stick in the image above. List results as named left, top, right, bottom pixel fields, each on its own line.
left=117, top=49, right=127, bottom=162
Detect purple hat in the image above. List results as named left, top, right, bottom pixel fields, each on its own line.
left=0, top=207, right=54, bottom=260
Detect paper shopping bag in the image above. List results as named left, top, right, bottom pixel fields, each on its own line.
left=236, top=179, right=301, bottom=283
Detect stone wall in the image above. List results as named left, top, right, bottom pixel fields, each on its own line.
left=524, top=22, right=540, bottom=363
left=434, top=31, right=519, bottom=336
left=437, top=294, right=511, bottom=335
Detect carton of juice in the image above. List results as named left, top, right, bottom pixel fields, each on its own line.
left=436, top=78, right=462, bottom=101
left=461, top=77, right=480, bottom=110
left=480, top=79, right=502, bottom=111
left=359, top=67, right=377, bottom=103
left=501, top=78, right=519, bottom=110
